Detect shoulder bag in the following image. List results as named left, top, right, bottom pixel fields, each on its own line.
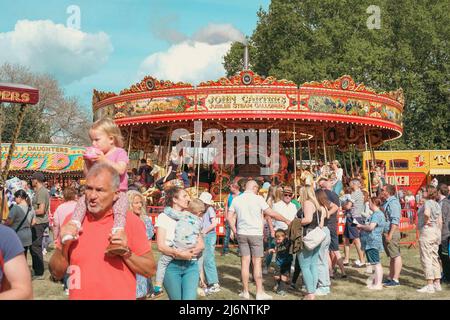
left=14, top=205, right=31, bottom=233
left=302, top=208, right=326, bottom=251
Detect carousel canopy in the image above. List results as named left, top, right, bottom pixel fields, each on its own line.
left=92, top=71, right=404, bottom=153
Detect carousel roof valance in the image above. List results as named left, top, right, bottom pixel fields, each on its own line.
left=92, top=70, right=405, bottom=154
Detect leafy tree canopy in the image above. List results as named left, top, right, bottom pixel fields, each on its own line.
left=224, top=0, right=449, bottom=150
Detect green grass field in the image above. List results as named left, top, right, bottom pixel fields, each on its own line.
left=32, top=242, right=450, bottom=300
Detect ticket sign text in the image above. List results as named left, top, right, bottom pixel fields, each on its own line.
left=386, top=172, right=427, bottom=195
left=387, top=175, right=410, bottom=186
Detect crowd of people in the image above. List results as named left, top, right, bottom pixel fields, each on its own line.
left=1, top=117, right=450, bottom=301
left=219, top=171, right=450, bottom=299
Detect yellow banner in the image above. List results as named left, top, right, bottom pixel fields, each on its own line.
left=1, top=143, right=85, bottom=172
left=430, top=151, right=450, bottom=169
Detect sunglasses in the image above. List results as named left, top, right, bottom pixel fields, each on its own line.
left=284, top=193, right=293, bottom=197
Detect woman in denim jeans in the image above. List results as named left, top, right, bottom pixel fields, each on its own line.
left=155, top=187, right=204, bottom=300
left=199, top=192, right=220, bottom=293
left=297, top=186, right=325, bottom=300
left=315, top=189, right=339, bottom=296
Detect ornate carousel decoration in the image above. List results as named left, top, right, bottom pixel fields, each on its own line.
left=92, top=64, right=405, bottom=202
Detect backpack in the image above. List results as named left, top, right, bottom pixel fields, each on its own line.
left=287, top=217, right=304, bottom=254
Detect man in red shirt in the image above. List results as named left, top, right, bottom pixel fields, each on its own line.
left=49, top=163, right=156, bottom=300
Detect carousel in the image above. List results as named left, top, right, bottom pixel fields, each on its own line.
left=92, top=56, right=404, bottom=205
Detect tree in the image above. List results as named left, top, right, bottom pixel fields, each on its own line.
left=0, top=63, right=91, bottom=145
left=224, top=0, right=450, bottom=150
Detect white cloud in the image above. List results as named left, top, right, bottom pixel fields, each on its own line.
left=138, top=23, right=246, bottom=84
left=152, top=20, right=246, bottom=45
left=193, top=23, right=246, bottom=45
left=138, top=40, right=232, bottom=84
left=0, top=20, right=113, bottom=84
left=150, top=15, right=188, bottom=44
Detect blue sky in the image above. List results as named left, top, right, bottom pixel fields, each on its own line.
left=0, top=0, right=270, bottom=115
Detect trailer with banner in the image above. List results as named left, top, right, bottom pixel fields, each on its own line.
left=362, top=149, right=450, bottom=195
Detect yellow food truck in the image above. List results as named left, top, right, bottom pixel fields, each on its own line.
left=362, top=150, right=450, bottom=195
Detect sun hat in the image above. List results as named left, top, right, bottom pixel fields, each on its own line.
left=199, top=192, right=214, bottom=205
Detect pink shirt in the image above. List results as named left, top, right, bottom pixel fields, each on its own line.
left=53, top=200, right=78, bottom=241
left=106, top=148, right=129, bottom=191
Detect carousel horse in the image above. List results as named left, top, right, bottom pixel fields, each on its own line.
left=150, top=164, right=167, bottom=181
left=185, top=186, right=209, bottom=199
left=163, top=179, right=184, bottom=190
left=268, top=149, right=289, bottom=183
left=279, top=148, right=289, bottom=182
left=142, top=186, right=162, bottom=207
left=320, top=164, right=332, bottom=178
left=300, top=169, right=315, bottom=187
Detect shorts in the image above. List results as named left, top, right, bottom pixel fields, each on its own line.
left=383, top=231, right=401, bottom=258
left=344, top=217, right=364, bottom=240
left=329, top=226, right=339, bottom=251
left=365, top=248, right=380, bottom=265
left=237, top=234, right=264, bottom=258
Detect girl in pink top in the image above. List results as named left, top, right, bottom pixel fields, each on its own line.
left=53, top=187, right=78, bottom=243
left=62, top=118, right=130, bottom=255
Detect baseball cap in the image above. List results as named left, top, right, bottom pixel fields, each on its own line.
left=31, top=171, right=45, bottom=182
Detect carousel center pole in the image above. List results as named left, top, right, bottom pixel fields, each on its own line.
left=219, top=164, right=223, bottom=205
left=293, top=123, right=297, bottom=198
left=127, top=126, right=133, bottom=156
left=322, top=127, right=327, bottom=165
left=299, top=133, right=303, bottom=172
left=196, top=127, right=203, bottom=196
left=157, top=138, right=162, bottom=164
left=351, top=144, right=358, bottom=178
left=165, top=126, right=173, bottom=173
left=349, top=144, right=355, bottom=178
left=343, top=151, right=349, bottom=177
left=314, top=132, right=318, bottom=164
left=388, top=141, right=399, bottom=197
left=307, top=138, right=312, bottom=167
left=364, top=128, right=373, bottom=196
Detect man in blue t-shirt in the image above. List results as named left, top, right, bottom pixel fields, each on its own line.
left=222, top=183, right=242, bottom=255
left=0, top=225, right=33, bottom=299
left=381, top=184, right=402, bottom=287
